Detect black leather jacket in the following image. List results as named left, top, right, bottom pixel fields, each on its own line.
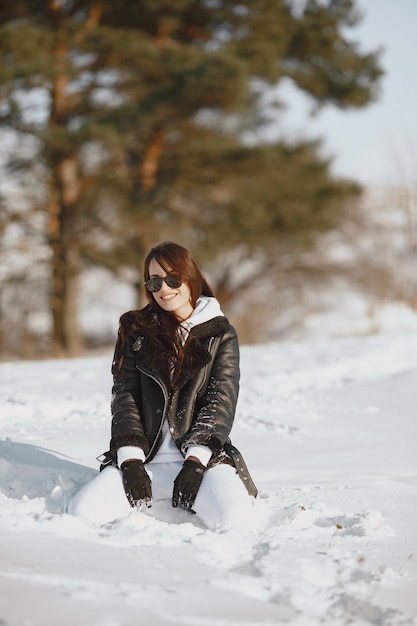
left=102, top=306, right=257, bottom=497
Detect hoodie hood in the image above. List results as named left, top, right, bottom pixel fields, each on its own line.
left=180, top=296, right=224, bottom=335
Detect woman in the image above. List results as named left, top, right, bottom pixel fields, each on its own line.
left=69, top=242, right=259, bottom=530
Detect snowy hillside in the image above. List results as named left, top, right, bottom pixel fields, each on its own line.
left=0, top=332, right=416, bottom=626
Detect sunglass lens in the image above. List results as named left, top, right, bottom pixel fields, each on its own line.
left=165, top=275, right=182, bottom=288
left=146, top=277, right=163, bottom=292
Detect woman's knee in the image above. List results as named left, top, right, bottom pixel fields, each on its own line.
left=68, top=466, right=131, bottom=524
left=193, top=464, right=260, bottom=531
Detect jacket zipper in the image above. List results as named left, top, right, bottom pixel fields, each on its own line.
left=135, top=363, right=170, bottom=462
left=136, top=336, right=217, bottom=460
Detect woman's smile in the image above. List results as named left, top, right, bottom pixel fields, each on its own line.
left=148, top=258, right=193, bottom=320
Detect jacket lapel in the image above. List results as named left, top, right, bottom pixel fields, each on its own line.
left=174, top=337, right=212, bottom=389
left=132, top=315, right=228, bottom=389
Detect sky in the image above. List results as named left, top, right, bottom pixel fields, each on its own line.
left=275, top=0, right=417, bottom=187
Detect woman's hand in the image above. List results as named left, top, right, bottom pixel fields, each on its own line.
left=121, top=459, right=152, bottom=508
left=172, top=458, right=206, bottom=510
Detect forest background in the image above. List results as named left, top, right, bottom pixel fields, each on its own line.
left=1, top=0, right=416, bottom=358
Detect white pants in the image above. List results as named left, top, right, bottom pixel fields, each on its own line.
left=68, top=462, right=261, bottom=531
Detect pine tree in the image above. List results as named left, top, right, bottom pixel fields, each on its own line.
left=0, top=0, right=382, bottom=354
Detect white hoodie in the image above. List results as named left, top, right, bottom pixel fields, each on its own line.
left=117, top=296, right=224, bottom=468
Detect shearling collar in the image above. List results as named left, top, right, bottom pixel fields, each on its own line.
left=130, top=307, right=230, bottom=390
left=129, top=304, right=229, bottom=345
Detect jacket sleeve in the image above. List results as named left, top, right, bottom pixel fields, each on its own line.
left=110, top=316, right=150, bottom=456
left=181, top=325, right=240, bottom=456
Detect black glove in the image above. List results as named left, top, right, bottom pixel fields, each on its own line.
left=172, top=458, right=206, bottom=511
left=121, top=459, right=152, bottom=508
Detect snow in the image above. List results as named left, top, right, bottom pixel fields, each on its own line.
left=1, top=332, right=416, bottom=626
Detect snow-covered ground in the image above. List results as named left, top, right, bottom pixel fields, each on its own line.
left=0, top=331, right=416, bottom=626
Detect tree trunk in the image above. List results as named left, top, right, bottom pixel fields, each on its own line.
left=134, top=229, right=152, bottom=310
left=47, top=1, right=84, bottom=356
left=140, top=130, right=164, bottom=192
left=48, top=158, right=83, bottom=356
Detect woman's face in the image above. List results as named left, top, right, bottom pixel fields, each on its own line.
left=148, top=258, right=194, bottom=321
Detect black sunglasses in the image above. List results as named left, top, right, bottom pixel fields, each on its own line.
left=145, top=274, right=183, bottom=293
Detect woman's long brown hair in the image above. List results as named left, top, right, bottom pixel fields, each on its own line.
left=143, top=241, right=215, bottom=385
left=144, top=241, right=214, bottom=308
